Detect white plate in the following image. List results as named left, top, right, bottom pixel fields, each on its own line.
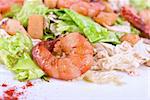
left=0, top=65, right=150, bottom=100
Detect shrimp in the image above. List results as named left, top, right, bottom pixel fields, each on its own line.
left=88, top=2, right=105, bottom=17
left=32, top=32, right=94, bottom=80
left=0, top=0, right=24, bottom=13
left=121, top=6, right=150, bottom=38
left=57, top=0, right=80, bottom=9
left=0, top=0, right=10, bottom=13
left=70, top=1, right=90, bottom=16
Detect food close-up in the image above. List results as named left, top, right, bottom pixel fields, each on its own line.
left=0, top=0, right=150, bottom=100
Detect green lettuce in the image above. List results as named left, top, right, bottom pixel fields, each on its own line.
left=15, top=0, right=49, bottom=27
left=64, top=9, right=120, bottom=43
left=13, top=53, right=44, bottom=81
left=0, top=32, right=44, bottom=81
left=44, top=10, right=81, bottom=39
left=55, top=20, right=81, bottom=34
left=45, top=9, right=120, bottom=43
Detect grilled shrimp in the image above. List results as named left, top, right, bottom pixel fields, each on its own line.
left=0, top=0, right=24, bottom=13
left=32, top=32, right=94, bottom=80
left=57, top=0, right=80, bottom=8
left=121, top=6, right=150, bottom=38
left=0, top=0, right=10, bottom=13
left=70, top=1, right=90, bottom=16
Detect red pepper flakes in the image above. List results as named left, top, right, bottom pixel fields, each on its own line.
left=26, top=81, right=33, bottom=87
left=21, top=86, right=26, bottom=89
left=4, top=88, right=15, bottom=97
left=3, top=87, right=19, bottom=100
left=0, top=81, right=34, bottom=100
left=1, top=84, right=7, bottom=87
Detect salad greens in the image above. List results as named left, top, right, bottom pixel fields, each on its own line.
left=43, top=10, right=82, bottom=40
left=13, top=53, right=44, bottom=81
left=15, top=0, right=49, bottom=27
left=0, top=32, right=44, bottom=81
left=65, top=9, right=120, bottom=43
left=56, top=20, right=81, bottom=34
left=45, top=9, right=120, bottom=44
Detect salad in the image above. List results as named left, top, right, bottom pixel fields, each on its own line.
left=0, top=0, right=149, bottom=84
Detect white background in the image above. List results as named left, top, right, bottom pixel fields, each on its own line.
left=0, top=65, right=150, bottom=100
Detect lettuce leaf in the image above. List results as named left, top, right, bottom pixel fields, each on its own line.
left=45, top=9, right=120, bottom=43
left=64, top=9, right=120, bottom=43
left=15, top=0, right=49, bottom=27
left=55, top=20, right=81, bottom=34
left=13, top=53, right=45, bottom=81
left=44, top=10, right=81, bottom=38
left=0, top=32, right=44, bottom=81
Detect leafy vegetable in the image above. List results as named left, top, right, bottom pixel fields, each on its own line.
left=0, top=32, right=44, bottom=81
left=13, top=53, right=45, bottom=81
left=15, top=0, right=49, bottom=27
left=55, top=20, right=81, bottom=34
left=64, top=9, right=120, bottom=43
left=43, top=33, right=55, bottom=40
left=44, top=10, right=81, bottom=39
left=45, top=9, right=120, bottom=43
